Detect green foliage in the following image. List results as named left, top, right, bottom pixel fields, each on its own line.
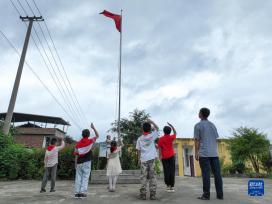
left=222, top=161, right=247, bottom=176
left=120, top=145, right=139, bottom=170
left=260, top=151, right=272, bottom=174
left=57, top=146, right=76, bottom=179
left=109, top=109, right=152, bottom=170
left=228, top=127, right=270, bottom=173
left=154, top=159, right=161, bottom=175
left=0, top=144, right=44, bottom=180
left=0, top=130, right=77, bottom=180
left=0, top=130, right=13, bottom=149
left=110, top=109, right=150, bottom=144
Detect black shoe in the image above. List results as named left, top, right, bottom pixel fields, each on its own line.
left=74, top=193, right=80, bottom=198
left=40, top=189, right=46, bottom=193
left=81, top=193, right=87, bottom=198
left=217, top=196, right=224, bottom=200
left=139, top=194, right=147, bottom=200
left=198, top=195, right=210, bottom=200
left=150, top=195, right=157, bottom=200
left=50, top=189, right=56, bottom=192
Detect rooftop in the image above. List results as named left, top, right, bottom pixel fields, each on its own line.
left=0, top=112, right=70, bottom=126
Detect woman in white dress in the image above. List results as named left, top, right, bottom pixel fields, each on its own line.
left=107, top=140, right=123, bottom=192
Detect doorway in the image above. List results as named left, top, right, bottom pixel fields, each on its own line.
left=183, top=146, right=195, bottom=177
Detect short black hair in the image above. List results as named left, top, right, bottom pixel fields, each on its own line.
left=82, top=129, right=90, bottom=138
left=50, top=138, right=57, bottom=145
left=142, top=122, right=151, bottom=133
left=111, top=140, right=117, bottom=147
left=163, top=126, right=172, bottom=135
left=200, top=107, right=210, bottom=119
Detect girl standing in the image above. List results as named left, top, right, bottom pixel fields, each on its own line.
left=107, top=139, right=123, bottom=192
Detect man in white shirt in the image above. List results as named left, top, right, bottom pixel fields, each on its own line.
left=136, top=119, right=159, bottom=200
left=40, top=138, right=65, bottom=193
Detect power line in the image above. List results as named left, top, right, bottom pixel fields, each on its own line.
left=10, top=0, right=21, bottom=16
left=16, top=0, right=28, bottom=16
left=8, top=0, right=83, bottom=130
left=30, top=28, right=84, bottom=127
left=31, top=0, right=89, bottom=125
left=0, top=29, right=82, bottom=131
left=22, top=0, right=85, bottom=126
left=14, top=0, right=87, bottom=127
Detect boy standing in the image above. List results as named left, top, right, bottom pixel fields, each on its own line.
left=40, top=138, right=65, bottom=193
left=158, top=122, right=177, bottom=192
left=194, top=108, right=223, bottom=200
left=74, top=123, right=99, bottom=198
left=136, top=119, right=159, bottom=200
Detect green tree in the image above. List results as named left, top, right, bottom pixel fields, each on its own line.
left=110, top=109, right=152, bottom=169
left=228, top=127, right=270, bottom=173
left=110, top=109, right=150, bottom=145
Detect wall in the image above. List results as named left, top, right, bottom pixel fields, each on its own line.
left=13, top=127, right=65, bottom=148
left=175, top=138, right=231, bottom=177
left=14, top=135, right=44, bottom=148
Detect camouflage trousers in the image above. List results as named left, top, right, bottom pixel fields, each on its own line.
left=140, top=159, right=157, bottom=196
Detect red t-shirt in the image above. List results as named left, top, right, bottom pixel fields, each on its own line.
left=158, top=134, right=176, bottom=159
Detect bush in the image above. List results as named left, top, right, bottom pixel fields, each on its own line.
left=221, top=161, right=248, bottom=176
left=0, top=144, right=44, bottom=180
left=0, top=130, right=77, bottom=180
left=120, top=146, right=139, bottom=170
left=0, top=131, right=13, bottom=149
left=57, top=146, right=76, bottom=179
left=154, top=159, right=161, bottom=175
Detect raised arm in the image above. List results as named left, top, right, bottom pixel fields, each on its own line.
left=57, top=139, right=65, bottom=151
left=147, top=119, right=159, bottom=131
left=91, top=123, right=99, bottom=138
left=118, top=138, right=124, bottom=147
left=167, top=122, right=177, bottom=135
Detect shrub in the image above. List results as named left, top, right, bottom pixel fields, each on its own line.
left=154, top=159, right=161, bottom=175
left=0, top=144, right=44, bottom=180
left=0, top=131, right=13, bottom=149
left=120, top=146, right=139, bottom=170
left=57, top=146, right=76, bottom=179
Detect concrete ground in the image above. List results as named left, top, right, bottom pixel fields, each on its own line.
left=0, top=177, right=271, bottom=204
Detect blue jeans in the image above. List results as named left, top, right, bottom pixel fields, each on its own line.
left=75, top=161, right=91, bottom=194
left=199, top=157, right=223, bottom=198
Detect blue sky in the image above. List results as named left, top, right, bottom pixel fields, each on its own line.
left=0, top=0, right=272, bottom=141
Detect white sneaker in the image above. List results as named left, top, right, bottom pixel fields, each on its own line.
left=165, top=186, right=171, bottom=192
left=170, top=187, right=175, bottom=192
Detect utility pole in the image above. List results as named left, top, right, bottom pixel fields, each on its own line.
left=2, top=16, right=44, bottom=135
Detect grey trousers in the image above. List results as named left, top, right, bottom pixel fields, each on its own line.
left=41, top=164, right=57, bottom=190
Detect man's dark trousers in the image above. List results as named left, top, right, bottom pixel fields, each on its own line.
left=199, top=157, right=223, bottom=198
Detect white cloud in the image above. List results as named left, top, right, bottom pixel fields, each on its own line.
left=0, top=0, right=272, bottom=141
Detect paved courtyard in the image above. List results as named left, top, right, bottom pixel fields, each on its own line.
left=0, top=177, right=271, bottom=204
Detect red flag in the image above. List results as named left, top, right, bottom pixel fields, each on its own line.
left=100, top=10, right=122, bottom=32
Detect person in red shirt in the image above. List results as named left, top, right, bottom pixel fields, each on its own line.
left=158, top=122, right=177, bottom=192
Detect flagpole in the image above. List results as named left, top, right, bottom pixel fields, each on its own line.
left=117, top=9, right=123, bottom=140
